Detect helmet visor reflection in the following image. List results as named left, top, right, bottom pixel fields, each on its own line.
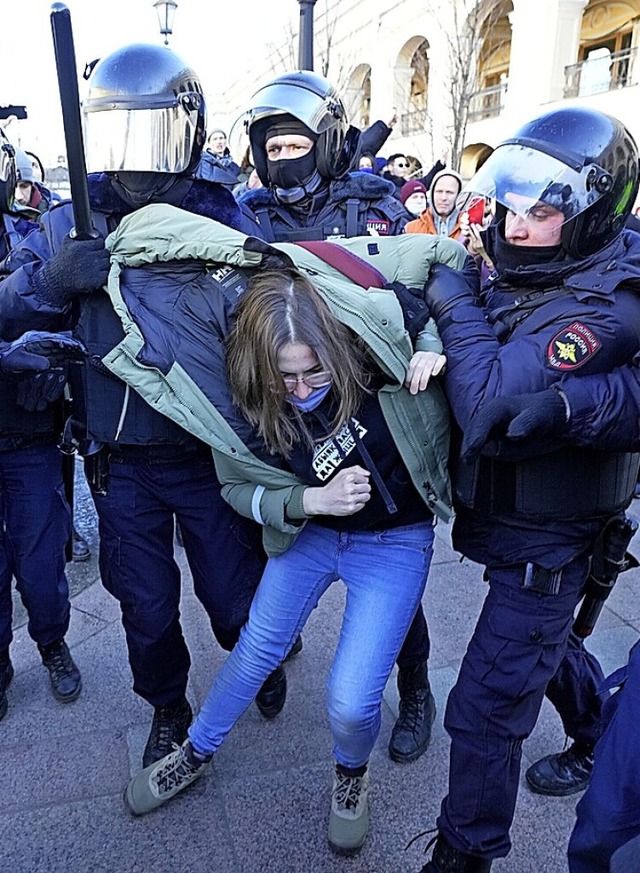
left=457, top=143, right=603, bottom=221
left=245, top=81, right=342, bottom=134
left=83, top=105, right=197, bottom=173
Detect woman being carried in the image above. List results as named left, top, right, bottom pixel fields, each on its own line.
left=124, top=267, right=451, bottom=855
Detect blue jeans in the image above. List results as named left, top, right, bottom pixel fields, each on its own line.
left=0, top=443, right=71, bottom=652
left=94, top=448, right=265, bottom=707
left=189, top=520, right=434, bottom=768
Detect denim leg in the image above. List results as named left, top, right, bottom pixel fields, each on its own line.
left=438, top=554, right=589, bottom=859
left=175, top=457, right=266, bottom=652
left=94, top=458, right=190, bottom=707
left=328, top=522, right=435, bottom=769
left=568, top=640, right=640, bottom=873
left=189, top=523, right=339, bottom=755
left=1, top=445, right=71, bottom=648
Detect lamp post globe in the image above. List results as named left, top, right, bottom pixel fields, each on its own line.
left=153, top=0, right=178, bottom=45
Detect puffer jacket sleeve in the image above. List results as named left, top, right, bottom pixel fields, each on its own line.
left=213, top=448, right=310, bottom=535
left=561, top=362, right=640, bottom=451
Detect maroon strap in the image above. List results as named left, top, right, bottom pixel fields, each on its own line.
left=294, top=240, right=387, bottom=289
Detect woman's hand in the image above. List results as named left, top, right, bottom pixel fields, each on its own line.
left=405, top=351, right=446, bottom=395
left=302, top=466, right=371, bottom=516
left=461, top=214, right=495, bottom=270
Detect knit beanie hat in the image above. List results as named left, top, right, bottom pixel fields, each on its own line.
left=400, top=179, right=427, bottom=206
left=264, top=114, right=319, bottom=144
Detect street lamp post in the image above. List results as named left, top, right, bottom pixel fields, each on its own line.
left=297, top=0, right=318, bottom=70
left=153, top=0, right=178, bottom=45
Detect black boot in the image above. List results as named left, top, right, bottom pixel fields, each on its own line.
left=72, top=527, right=91, bottom=562
left=388, top=662, right=436, bottom=763
left=0, top=651, right=14, bottom=721
left=143, top=697, right=193, bottom=767
left=284, top=635, right=303, bottom=662
left=419, top=834, right=492, bottom=872
left=38, top=640, right=82, bottom=703
left=255, top=665, right=287, bottom=719
left=525, top=741, right=594, bottom=796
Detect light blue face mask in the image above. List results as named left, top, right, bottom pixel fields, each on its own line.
left=286, top=382, right=332, bottom=412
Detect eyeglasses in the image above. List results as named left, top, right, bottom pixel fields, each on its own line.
left=395, top=162, right=409, bottom=168
left=281, top=370, right=333, bottom=391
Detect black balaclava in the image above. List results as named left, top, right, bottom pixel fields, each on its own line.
left=264, top=114, right=323, bottom=204
left=112, top=171, right=187, bottom=208
left=486, top=217, right=565, bottom=273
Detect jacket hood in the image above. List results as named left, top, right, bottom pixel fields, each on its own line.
left=429, top=169, right=463, bottom=204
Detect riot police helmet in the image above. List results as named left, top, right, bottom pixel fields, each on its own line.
left=244, top=70, right=358, bottom=186
left=0, top=129, right=16, bottom=214
left=82, top=43, right=206, bottom=177
left=458, top=106, right=639, bottom=258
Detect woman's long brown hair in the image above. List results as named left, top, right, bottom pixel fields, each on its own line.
left=226, top=269, right=370, bottom=457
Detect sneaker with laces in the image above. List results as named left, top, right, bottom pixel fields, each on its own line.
left=525, top=742, right=594, bottom=796
left=143, top=698, right=193, bottom=767
left=125, top=739, right=210, bottom=815
left=38, top=640, right=81, bottom=703
left=328, top=763, right=370, bottom=855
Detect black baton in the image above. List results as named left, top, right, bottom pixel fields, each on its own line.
left=50, top=2, right=97, bottom=240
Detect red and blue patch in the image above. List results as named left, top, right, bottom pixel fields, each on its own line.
left=547, top=322, right=601, bottom=371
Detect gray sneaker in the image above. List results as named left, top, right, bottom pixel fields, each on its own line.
left=328, top=764, right=370, bottom=855
left=125, top=740, right=210, bottom=816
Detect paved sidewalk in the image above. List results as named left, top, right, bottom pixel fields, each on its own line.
left=3, top=512, right=639, bottom=873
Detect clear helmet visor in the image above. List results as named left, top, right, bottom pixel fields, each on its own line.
left=83, top=102, right=198, bottom=174
left=244, top=80, right=344, bottom=134
left=457, top=143, right=605, bottom=223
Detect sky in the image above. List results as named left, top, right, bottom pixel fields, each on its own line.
left=1, top=0, right=297, bottom=164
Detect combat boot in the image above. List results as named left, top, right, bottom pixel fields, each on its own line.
left=142, top=697, right=193, bottom=767
left=419, top=833, right=492, bottom=872
left=255, top=665, right=287, bottom=718
left=388, top=661, right=436, bottom=762
left=0, top=650, right=14, bottom=721
left=38, top=640, right=82, bottom=703
left=525, top=741, right=594, bottom=796
left=71, top=527, right=91, bottom=562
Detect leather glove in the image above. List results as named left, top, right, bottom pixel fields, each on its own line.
left=16, top=366, right=68, bottom=412
left=0, top=331, right=84, bottom=376
left=423, top=257, right=481, bottom=323
left=461, top=389, right=570, bottom=462
left=31, top=235, right=110, bottom=307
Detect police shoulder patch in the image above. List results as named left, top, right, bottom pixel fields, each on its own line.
left=546, top=321, right=601, bottom=371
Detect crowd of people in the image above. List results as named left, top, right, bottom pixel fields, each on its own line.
left=1, top=38, right=639, bottom=873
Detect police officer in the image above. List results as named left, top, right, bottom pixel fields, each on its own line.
left=241, top=71, right=410, bottom=242
left=413, top=107, right=640, bottom=872
left=0, top=131, right=83, bottom=719
left=242, top=70, right=435, bottom=765
left=0, top=44, right=282, bottom=766
left=459, top=374, right=640, bottom=873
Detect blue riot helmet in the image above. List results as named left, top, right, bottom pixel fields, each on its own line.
left=459, top=107, right=639, bottom=258
left=82, top=43, right=206, bottom=178
left=0, top=128, right=16, bottom=214
left=244, top=70, right=359, bottom=187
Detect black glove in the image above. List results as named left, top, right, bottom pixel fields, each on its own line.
left=461, top=389, right=570, bottom=462
left=16, top=366, right=68, bottom=412
left=423, top=257, right=481, bottom=322
left=31, top=235, right=110, bottom=307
